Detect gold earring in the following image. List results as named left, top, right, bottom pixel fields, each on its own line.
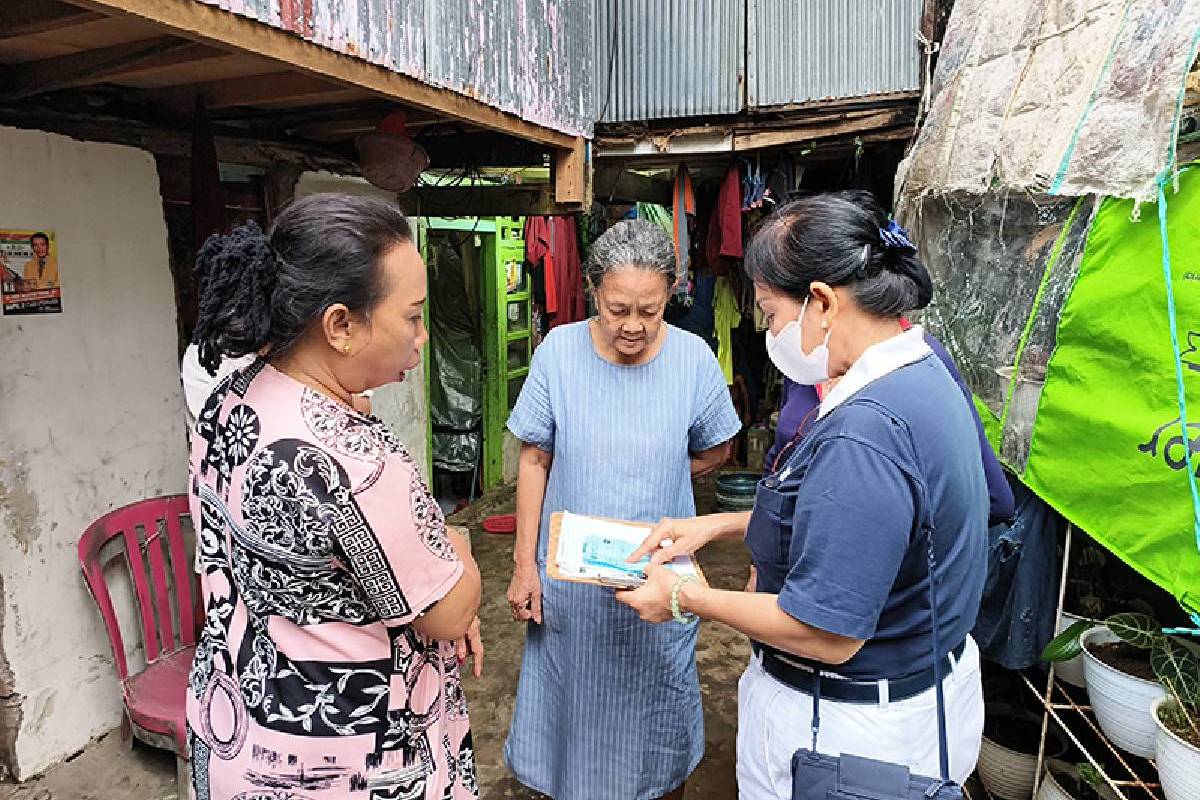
left=343, top=342, right=352, bottom=355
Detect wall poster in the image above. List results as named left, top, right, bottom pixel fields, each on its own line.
left=1, top=229, right=61, bottom=315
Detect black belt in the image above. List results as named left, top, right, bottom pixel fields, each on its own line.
left=755, top=639, right=967, bottom=705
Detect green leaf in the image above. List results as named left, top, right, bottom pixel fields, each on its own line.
left=1042, top=620, right=1092, bottom=662
left=1106, top=612, right=1162, bottom=649
left=1152, top=636, right=1200, bottom=707
left=1077, top=763, right=1102, bottom=787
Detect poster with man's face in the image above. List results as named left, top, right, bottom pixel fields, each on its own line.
left=1, top=229, right=62, bottom=315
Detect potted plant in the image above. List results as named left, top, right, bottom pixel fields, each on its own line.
left=1150, top=635, right=1200, bottom=800
left=1042, top=613, right=1165, bottom=757
left=1053, top=611, right=1093, bottom=688
left=1037, top=760, right=1117, bottom=800
left=978, top=707, right=1066, bottom=800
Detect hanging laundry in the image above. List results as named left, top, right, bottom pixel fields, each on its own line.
left=669, top=273, right=716, bottom=350
left=972, top=480, right=1060, bottom=670
left=547, top=216, right=585, bottom=328
left=706, top=164, right=743, bottom=270
left=525, top=216, right=558, bottom=316
left=740, top=159, right=773, bottom=211
left=673, top=165, right=696, bottom=293
left=636, top=202, right=674, bottom=236
left=713, top=276, right=740, bottom=385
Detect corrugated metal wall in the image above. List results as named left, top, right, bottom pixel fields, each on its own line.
left=593, top=0, right=745, bottom=123
left=594, top=0, right=923, bottom=123
left=747, top=0, right=923, bottom=107
left=195, top=0, right=593, bottom=137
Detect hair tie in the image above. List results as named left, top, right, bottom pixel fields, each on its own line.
left=879, top=219, right=918, bottom=253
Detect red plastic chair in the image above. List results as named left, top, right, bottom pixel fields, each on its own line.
left=78, top=494, right=198, bottom=789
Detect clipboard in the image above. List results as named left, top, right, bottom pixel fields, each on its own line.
left=546, top=511, right=707, bottom=588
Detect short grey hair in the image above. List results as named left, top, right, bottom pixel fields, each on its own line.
left=585, top=219, right=677, bottom=289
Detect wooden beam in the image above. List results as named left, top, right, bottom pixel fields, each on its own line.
left=553, top=136, right=589, bottom=205
left=593, top=166, right=672, bottom=204
left=732, top=109, right=910, bottom=151
left=63, top=0, right=578, bottom=150
left=0, top=37, right=213, bottom=101
left=0, top=106, right=357, bottom=172
left=420, top=132, right=547, bottom=169
left=150, top=71, right=365, bottom=111
left=398, top=184, right=576, bottom=217
left=0, top=1, right=104, bottom=41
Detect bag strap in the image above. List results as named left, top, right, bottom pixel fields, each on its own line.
left=806, top=522, right=952, bottom=784
left=926, top=523, right=951, bottom=783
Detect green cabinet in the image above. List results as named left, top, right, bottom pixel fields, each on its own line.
left=482, top=217, right=531, bottom=488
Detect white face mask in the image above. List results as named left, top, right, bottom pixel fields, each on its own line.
left=765, top=296, right=831, bottom=385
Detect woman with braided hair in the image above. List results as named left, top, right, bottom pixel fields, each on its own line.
left=186, top=193, right=483, bottom=800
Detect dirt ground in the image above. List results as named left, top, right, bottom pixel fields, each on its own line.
left=1, top=476, right=752, bottom=800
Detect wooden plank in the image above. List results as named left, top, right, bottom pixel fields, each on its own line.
left=553, top=136, right=589, bottom=205
left=150, top=70, right=367, bottom=110
left=398, top=184, right=577, bottom=217
left=0, top=36, right=211, bottom=100
left=0, top=106, right=357, bottom=171
left=0, top=2, right=104, bottom=41
left=594, top=166, right=672, bottom=204
left=731, top=108, right=910, bottom=152
left=63, top=0, right=578, bottom=150
left=115, top=52, right=280, bottom=89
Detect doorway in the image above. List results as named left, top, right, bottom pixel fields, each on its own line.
left=421, top=217, right=530, bottom=513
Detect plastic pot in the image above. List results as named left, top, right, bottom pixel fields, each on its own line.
left=715, top=471, right=759, bottom=512
left=978, top=718, right=1065, bottom=800
left=1036, top=759, right=1118, bottom=800
left=1081, top=627, right=1165, bottom=758
left=1052, top=612, right=1091, bottom=688
left=1153, top=697, right=1200, bottom=800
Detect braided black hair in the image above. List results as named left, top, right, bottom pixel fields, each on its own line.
left=191, top=193, right=412, bottom=374
left=744, top=190, right=933, bottom=316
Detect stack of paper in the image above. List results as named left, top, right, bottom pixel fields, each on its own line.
left=549, top=511, right=704, bottom=587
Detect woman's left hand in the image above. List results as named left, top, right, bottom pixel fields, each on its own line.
left=614, top=564, right=678, bottom=624
left=456, top=616, right=484, bottom=678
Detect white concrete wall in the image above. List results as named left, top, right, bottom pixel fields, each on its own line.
left=0, top=127, right=187, bottom=778
left=294, top=172, right=430, bottom=479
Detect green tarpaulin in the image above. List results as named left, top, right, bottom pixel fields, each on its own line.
left=1017, top=164, right=1200, bottom=612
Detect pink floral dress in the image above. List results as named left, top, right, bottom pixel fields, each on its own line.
left=186, top=361, right=477, bottom=800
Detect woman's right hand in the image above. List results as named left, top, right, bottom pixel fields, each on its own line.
left=507, top=562, right=543, bottom=624
left=629, top=515, right=731, bottom=566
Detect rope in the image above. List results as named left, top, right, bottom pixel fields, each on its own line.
left=1049, top=1, right=1134, bottom=195
left=1156, top=177, right=1200, bottom=556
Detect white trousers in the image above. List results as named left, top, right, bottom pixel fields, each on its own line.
left=736, top=636, right=984, bottom=800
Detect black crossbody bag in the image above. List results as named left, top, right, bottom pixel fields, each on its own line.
left=790, top=522, right=963, bottom=800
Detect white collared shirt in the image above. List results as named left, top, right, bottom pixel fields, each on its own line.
left=818, top=326, right=932, bottom=419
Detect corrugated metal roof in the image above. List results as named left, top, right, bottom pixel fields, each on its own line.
left=594, top=0, right=745, bottom=123
left=747, top=0, right=923, bottom=107
left=194, top=0, right=593, bottom=137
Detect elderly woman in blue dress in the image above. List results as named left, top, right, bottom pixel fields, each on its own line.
left=619, top=192, right=988, bottom=799
left=503, top=219, right=742, bottom=800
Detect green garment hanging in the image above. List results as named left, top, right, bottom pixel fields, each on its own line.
left=713, top=277, right=739, bottom=385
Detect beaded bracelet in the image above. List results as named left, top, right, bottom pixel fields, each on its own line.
left=671, top=575, right=698, bottom=625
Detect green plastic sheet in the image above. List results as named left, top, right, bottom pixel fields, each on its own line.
left=1022, top=164, right=1200, bottom=612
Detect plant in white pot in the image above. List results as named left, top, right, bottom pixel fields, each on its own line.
left=1037, top=760, right=1117, bottom=800
left=1149, top=635, right=1200, bottom=800
left=1052, top=612, right=1093, bottom=688
left=1042, top=613, right=1165, bottom=757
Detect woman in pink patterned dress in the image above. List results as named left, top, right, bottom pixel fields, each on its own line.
left=186, top=194, right=483, bottom=800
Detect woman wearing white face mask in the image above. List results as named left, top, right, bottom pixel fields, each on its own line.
left=618, top=191, right=988, bottom=799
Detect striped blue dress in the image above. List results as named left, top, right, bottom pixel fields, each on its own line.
left=503, top=320, right=742, bottom=800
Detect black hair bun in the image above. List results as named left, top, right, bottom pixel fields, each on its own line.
left=192, top=222, right=279, bottom=374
